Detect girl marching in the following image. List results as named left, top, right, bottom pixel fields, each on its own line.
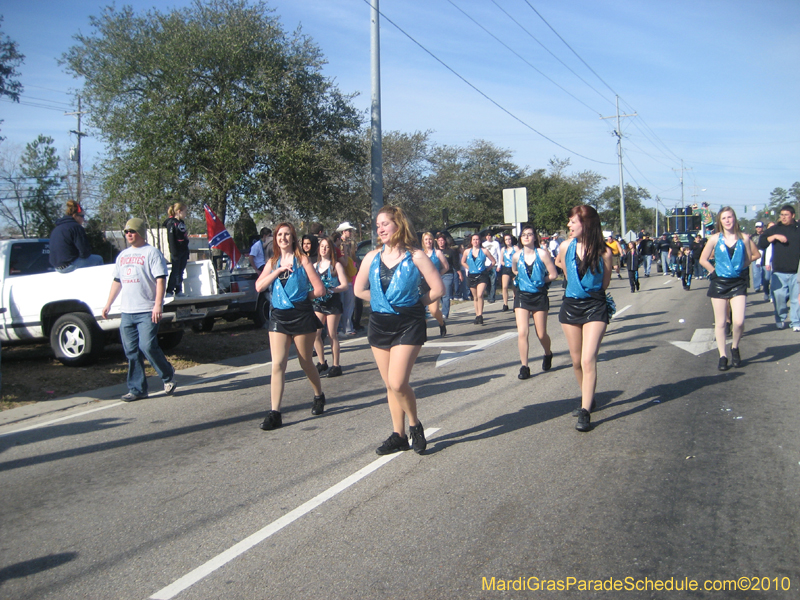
left=512, top=225, right=558, bottom=380
left=354, top=206, right=444, bottom=455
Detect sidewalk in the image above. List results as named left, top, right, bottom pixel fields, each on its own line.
left=0, top=349, right=271, bottom=432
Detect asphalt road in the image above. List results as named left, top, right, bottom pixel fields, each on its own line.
left=1, top=272, right=799, bottom=600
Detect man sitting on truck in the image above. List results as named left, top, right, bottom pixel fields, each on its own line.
left=49, top=200, right=104, bottom=273
left=101, top=218, right=177, bottom=402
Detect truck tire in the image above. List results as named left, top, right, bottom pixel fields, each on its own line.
left=157, top=329, right=184, bottom=351
left=253, top=292, right=269, bottom=328
left=50, top=312, right=104, bottom=367
left=190, top=316, right=215, bottom=333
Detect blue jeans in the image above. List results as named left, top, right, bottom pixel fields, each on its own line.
left=459, top=268, right=470, bottom=300
left=339, top=284, right=355, bottom=334
left=488, top=268, right=498, bottom=302
left=440, top=272, right=454, bottom=318
left=751, top=261, right=763, bottom=291
left=660, top=251, right=669, bottom=274
left=57, top=254, right=104, bottom=273
left=643, top=254, right=652, bottom=275
left=120, top=312, right=175, bottom=395
left=770, top=272, right=800, bottom=327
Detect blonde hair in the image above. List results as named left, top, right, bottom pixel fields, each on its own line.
left=378, top=205, right=418, bottom=250
left=65, top=199, right=84, bottom=217
left=168, top=202, right=187, bottom=218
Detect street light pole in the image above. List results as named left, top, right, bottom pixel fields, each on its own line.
left=369, top=0, right=383, bottom=247
left=601, top=96, right=636, bottom=237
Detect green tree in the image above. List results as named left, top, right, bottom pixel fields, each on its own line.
left=0, top=16, right=25, bottom=139
left=768, top=187, right=788, bottom=210
left=789, top=182, right=800, bottom=206
left=62, top=0, right=362, bottom=227
left=341, top=130, right=437, bottom=235
left=0, top=136, right=62, bottom=238
left=429, top=140, right=525, bottom=226
left=517, top=158, right=604, bottom=234
left=21, top=135, right=63, bottom=238
left=597, top=183, right=652, bottom=235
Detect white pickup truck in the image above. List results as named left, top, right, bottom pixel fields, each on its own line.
left=0, top=238, right=242, bottom=366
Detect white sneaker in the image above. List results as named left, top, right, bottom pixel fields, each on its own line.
left=793, top=327, right=800, bottom=332
left=164, top=381, right=177, bottom=395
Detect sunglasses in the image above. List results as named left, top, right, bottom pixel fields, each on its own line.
left=124, top=229, right=138, bottom=235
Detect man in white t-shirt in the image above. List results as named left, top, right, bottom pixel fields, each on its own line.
left=248, top=228, right=271, bottom=272
left=102, top=218, right=176, bottom=401
left=482, top=232, right=502, bottom=303
left=548, top=232, right=561, bottom=258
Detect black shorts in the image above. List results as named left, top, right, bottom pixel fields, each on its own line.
left=558, top=294, right=609, bottom=325
left=707, top=273, right=748, bottom=299
left=368, top=304, right=427, bottom=349
left=500, top=266, right=514, bottom=278
left=269, top=299, right=323, bottom=335
left=313, top=293, right=343, bottom=315
left=468, top=271, right=490, bottom=288
left=514, top=290, right=549, bottom=313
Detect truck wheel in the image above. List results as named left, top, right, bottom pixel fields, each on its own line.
left=253, top=292, right=269, bottom=328
left=50, top=313, right=104, bottom=367
left=190, top=316, right=215, bottom=333
left=157, top=330, right=184, bottom=351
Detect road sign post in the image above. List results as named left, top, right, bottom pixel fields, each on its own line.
left=503, top=187, right=528, bottom=236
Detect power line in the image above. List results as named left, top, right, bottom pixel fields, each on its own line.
left=523, top=0, right=618, bottom=98
left=447, top=0, right=602, bottom=116
left=365, top=0, right=614, bottom=165
left=522, top=3, right=686, bottom=172
left=489, top=0, right=615, bottom=111
left=0, top=98, right=70, bottom=112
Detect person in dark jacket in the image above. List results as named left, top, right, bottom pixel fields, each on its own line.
left=690, top=235, right=706, bottom=279
left=626, top=241, right=640, bottom=292
left=49, top=200, right=104, bottom=273
left=637, top=234, right=655, bottom=276
left=758, top=205, right=800, bottom=330
left=163, top=202, right=190, bottom=296
left=656, top=234, right=671, bottom=275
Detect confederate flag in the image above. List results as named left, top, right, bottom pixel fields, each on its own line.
left=203, top=204, right=242, bottom=268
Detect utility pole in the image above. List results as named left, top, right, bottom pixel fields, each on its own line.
left=601, top=96, right=636, bottom=237
left=370, top=0, right=383, bottom=246
left=672, top=160, right=692, bottom=232
left=65, top=95, right=87, bottom=205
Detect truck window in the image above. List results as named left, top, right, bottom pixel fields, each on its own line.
left=8, top=242, right=53, bottom=276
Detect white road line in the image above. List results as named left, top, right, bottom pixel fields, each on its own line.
left=612, top=304, right=632, bottom=318
left=0, top=336, right=367, bottom=438
left=148, top=427, right=441, bottom=600
left=0, top=402, right=125, bottom=437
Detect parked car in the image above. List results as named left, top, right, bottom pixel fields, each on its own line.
left=190, top=254, right=269, bottom=332
left=0, top=239, right=242, bottom=366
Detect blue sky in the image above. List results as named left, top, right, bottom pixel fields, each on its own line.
left=2, top=0, right=798, bottom=219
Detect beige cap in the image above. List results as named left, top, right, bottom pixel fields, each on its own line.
left=124, top=218, right=146, bottom=239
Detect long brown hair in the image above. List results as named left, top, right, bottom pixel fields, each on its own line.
left=269, top=222, right=304, bottom=267
left=316, top=235, right=334, bottom=261
left=714, top=206, right=743, bottom=239
left=378, top=205, right=418, bottom=250
left=569, top=205, right=605, bottom=274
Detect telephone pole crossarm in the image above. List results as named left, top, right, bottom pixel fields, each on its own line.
left=600, top=96, right=636, bottom=235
